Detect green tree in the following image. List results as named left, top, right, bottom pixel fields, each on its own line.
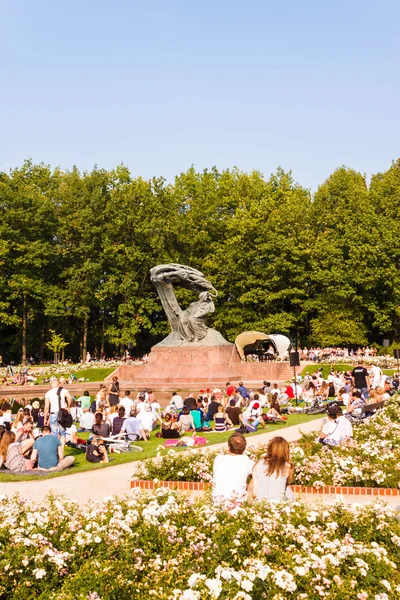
left=205, top=168, right=312, bottom=343
left=46, top=330, right=69, bottom=363
left=0, top=161, right=58, bottom=362
left=307, top=167, right=383, bottom=346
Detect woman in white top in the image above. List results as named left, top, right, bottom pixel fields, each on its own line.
left=252, top=437, right=294, bottom=503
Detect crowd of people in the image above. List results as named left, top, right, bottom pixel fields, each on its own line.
left=0, top=359, right=397, bottom=475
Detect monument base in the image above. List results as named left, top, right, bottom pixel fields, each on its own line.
left=133, top=344, right=240, bottom=384
left=110, top=344, right=295, bottom=387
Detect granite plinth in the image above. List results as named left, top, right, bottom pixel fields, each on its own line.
left=133, top=344, right=241, bottom=384
left=112, top=344, right=295, bottom=386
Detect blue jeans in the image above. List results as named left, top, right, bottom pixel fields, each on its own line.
left=50, top=413, right=66, bottom=437
left=242, top=415, right=261, bottom=428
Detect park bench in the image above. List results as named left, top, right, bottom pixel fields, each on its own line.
left=360, top=399, right=386, bottom=417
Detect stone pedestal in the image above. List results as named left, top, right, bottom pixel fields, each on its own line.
left=133, top=344, right=241, bottom=384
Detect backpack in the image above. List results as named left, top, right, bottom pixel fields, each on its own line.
left=57, top=387, right=73, bottom=429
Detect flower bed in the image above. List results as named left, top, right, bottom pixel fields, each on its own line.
left=134, top=399, right=400, bottom=490
left=293, top=399, right=400, bottom=489
left=1, top=491, right=400, bottom=599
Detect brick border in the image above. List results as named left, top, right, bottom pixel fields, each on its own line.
left=131, top=480, right=211, bottom=491
left=131, top=480, right=400, bottom=496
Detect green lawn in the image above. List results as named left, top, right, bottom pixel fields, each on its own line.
left=35, top=367, right=115, bottom=384
left=0, top=413, right=323, bottom=482
left=301, top=363, right=396, bottom=378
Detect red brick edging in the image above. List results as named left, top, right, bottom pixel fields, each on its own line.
left=131, top=480, right=211, bottom=491
left=131, top=480, right=400, bottom=496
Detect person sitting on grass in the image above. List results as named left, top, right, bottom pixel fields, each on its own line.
left=240, top=402, right=266, bottom=431
left=78, top=407, right=95, bottom=432
left=85, top=436, right=109, bottom=464
left=30, top=426, right=75, bottom=471
left=178, top=406, right=195, bottom=432
left=137, top=405, right=155, bottom=441
left=346, top=390, right=366, bottom=422
left=225, top=399, right=242, bottom=426
left=212, top=433, right=254, bottom=501
left=0, top=431, right=35, bottom=471
left=213, top=404, right=232, bottom=432
left=251, top=436, right=294, bottom=502
left=120, top=410, right=147, bottom=441
left=92, top=412, right=111, bottom=438
left=112, top=407, right=126, bottom=436
left=190, top=401, right=204, bottom=431
left=161, top=412, right=181, bottom=439
left=15, top=417, right=36, bottom=457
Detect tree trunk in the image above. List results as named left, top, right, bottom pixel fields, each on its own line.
left=100, top=314, right=105, bottom=357
left=39, top=329, right=44, bottom=362
left=82, top=315, right=89, bottom=361
left=22, top=294, right=27, bottom=364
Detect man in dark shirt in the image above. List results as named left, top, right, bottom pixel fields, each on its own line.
left=205, top=398, right=220, bottom=422
left=225, top=399, right=242, bottom=425
left=351, top=361, right=370, bottom=399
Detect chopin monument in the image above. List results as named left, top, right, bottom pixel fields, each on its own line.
left=114, top=263, right=293, bottom=386
left=150, top=263, right=230, bottom=347
left=128, top=263, right=240, bottom=384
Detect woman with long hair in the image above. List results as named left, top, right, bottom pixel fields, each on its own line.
left=11, top=409, right=25, bottom=433
left=92, top=412, right=110, bottom=438
left=251, top=436, right=294, bottom=502
left=0, top=431, right=34, bottom=471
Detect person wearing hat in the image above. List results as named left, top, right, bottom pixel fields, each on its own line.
left=240, top=401, right=266, bottom=431
left=31, top=400, right=40, bottom=423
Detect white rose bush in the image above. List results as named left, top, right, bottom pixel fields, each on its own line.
left=1, top=491, right=400, bottom=599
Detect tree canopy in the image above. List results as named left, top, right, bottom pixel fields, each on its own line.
left=1, top=159, right=399, bottom=362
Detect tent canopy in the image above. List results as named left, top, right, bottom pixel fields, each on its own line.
left=234, top=331, right=291, bottom=360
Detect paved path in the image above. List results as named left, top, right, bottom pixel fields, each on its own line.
left=0, top=418, right=325, bottom=504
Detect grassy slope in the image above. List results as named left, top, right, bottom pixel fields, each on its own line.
left=35, top=367, right=115, bottom=384
left=300, top=363, right=395, bottom=378
left=0, top=413, right=323, bottom=482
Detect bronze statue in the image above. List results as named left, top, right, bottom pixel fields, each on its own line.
left=150, top=264, right=230, bottom=347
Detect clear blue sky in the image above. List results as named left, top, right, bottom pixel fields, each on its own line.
left=1, top=0, right=399, bottom=190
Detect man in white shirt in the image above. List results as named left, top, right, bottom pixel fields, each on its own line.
left=44, top=377, right=72, bottom=446
left=119, top=391, right=135, bottom=414
left=135, top=394, right=147, bottom=414
left=137, top=405, right=155, bottom=440
left=370, top=363, right=382, bottom=389
left=213, top=433, right=254, bottom=500
left=78, top=408, right=95, bottom=432
left=120, top=410, right=146, bottom=441
left=240, top=402, right=265, bottom=430
left=170, top=392, right=183, bottom=411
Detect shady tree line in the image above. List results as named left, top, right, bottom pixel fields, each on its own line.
left=1, top=159, right=400, bottom=363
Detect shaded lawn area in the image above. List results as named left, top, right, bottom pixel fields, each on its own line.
left=301, top=363, right=396, bottom=378
left=35, top=367, right=115, bottom=384
left=0, top=413, right=323, bottom=482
